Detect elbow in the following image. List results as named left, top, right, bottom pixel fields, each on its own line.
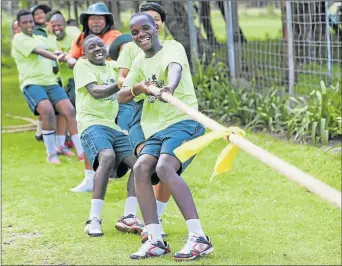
left=117, top=92, right=130, bottom=104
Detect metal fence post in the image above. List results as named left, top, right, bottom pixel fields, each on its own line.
left=286, top=1, right=295, bottom=95
left=224, top=0, right=236, bottom=82
left=325, top=0, right=332, bottom=83
left=187, top=0, right=198, bottom=74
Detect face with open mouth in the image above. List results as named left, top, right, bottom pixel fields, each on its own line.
left=83, top=35, right=107, bottom=65
left=50, top=14, right=65, bottom=40
left=130, top=14, right=157, bottom=52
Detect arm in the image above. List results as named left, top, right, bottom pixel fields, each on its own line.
left=117, top=68, right=130, bottom=88
left=164, top=63, right=182, bottom=93
left=32, top=47, right=67, bottom=62
left=67, top=57, right=77, bottom=69
left=118, top=82, right=151, bottom=104
left=85, top=82, right=120, bottom=100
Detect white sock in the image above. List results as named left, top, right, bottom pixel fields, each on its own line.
left=56, top=135, right=66, bottom=147
left=156, top=200, right=167, bottom=220
left=89, top=199, right=104, bottom=219
left=71, top=134, right=83, bottom=156
left=85, top=170, right=95, bottom=182
left=123, top=196, right=139, bottom=216
left=186, top=219, right=205, bottom=237
left=42, top=130, right=56, bottom=155
left=36, top=120, right=42, bottom=136
left=146, top=223, right=163, bottom=242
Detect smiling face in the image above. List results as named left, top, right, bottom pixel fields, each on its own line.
left=33, top=8, right=46, bottom=25
left=143, top=10, right=163, bottom=33
left=88, top=15, right=106, bottom=35
left=50, top=14, right=65, bottom=40
left=130, top=14, right=157, bottom=52
left=18, top=14, right=35, bottom=36
left=83, top=35, right=107, bottom=65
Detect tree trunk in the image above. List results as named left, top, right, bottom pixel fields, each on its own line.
left=67, top=0, right=71, bottom=20
left=160, top=2, right=212, bottom=65
left=107, top=1, right=121, bottom=29
left=74, top=1, right=79, bottom=21
left=133, top=1, right=140, bottom=13
left=199, top=1, right=219, bottom=45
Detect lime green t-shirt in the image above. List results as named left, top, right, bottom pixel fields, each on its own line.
left=123, top=40, right=198, bottom=139
left=116, top=41, right=141, bottom=70
left=74, top=58, right=120, bottom=135
left=11, top=32, right=57, bottom=90
left=47, top=26, right=81, bottom=87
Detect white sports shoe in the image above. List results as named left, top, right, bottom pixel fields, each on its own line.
left=85, top=217, right=103, bottom=237
left=71, top=179, right=93, bottom=193
left=174, top=233, right=214, bottom=261
left=130, top=235, right=171, bottom=259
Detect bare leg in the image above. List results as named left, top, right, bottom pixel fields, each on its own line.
left=155, top=154, right=199, bottom=220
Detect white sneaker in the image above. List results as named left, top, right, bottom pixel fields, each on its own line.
left=85, top=217, right=103, bottom=237
left=71, top=179, right=93, bottom=193
left=174, top=233, right=214, bottom=261
left=130, top=235, right=170, bottom=259
left=141, top=219, right=167, bottom=243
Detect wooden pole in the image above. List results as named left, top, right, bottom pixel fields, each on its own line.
left=147, top=86, right=341, bottom=209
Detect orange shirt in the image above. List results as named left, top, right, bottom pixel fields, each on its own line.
left=69, top=29, right=122, bottom=59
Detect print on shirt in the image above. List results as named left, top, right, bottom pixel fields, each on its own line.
left=148, top=74, right=164, bottom=103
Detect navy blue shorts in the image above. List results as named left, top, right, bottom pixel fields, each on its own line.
left=116, top=100, right=135, bottom=131
left=80, top=125, right=134, bottom=178
left=22, top=84, right=68, bottom=115
left=128, top=100, right=145, bottom=155
left=140, top=120, right=205, bottom=185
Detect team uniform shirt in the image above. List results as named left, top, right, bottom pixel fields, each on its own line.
left=116, top=41, right=141, bottom=70
left=123, top=40, right=198, bottom=139
left=74, top=58, right=120, bottom=135
left=11, top=32, right=57, bottom=90
left=69, top=30, right=122, bottom=59
left=47, top=26, right=81, bottom=87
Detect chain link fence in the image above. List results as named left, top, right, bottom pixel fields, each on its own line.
left=2, top=0, right=341, bottom=95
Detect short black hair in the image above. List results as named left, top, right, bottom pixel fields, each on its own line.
left=130, top=12, right=156, bottom=26
left=17, top=9, right=32, bottom=23
left=139, top=2, right=167, bottom=22
left=82, top=34, right=101, bottom=51
left=46, top=10, right=64, bottom=22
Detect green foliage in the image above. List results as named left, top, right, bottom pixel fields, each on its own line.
left=193, top=57, right=342, bottom=146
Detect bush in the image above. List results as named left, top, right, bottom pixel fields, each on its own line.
left=193, top=56, right=341, bottom=146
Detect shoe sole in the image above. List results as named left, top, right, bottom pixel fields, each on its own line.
left=130, top=249, right=171, bottom=260
left=115, top=223, right=142, bottom=235
left=87, top=232, right=103, bottom=237
left=174, top=247, right=214, bottom=261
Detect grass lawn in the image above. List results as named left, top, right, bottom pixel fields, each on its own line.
left=1, top=9, right=341, bottom=264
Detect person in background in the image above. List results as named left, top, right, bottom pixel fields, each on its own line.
left=69, top=2, right=122, bottom=192
left=12, top=20, right=21, bottom=34
left=12, top=9, right=83, bottom=164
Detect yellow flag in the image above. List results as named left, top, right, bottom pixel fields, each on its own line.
left=174, top=126, right=245, bottom=180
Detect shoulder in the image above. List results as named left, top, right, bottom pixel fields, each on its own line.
left=164, top=40, right=185, bottom=50
left=74, top=57, right=90, bottom=69
left=65, top=26, right=81, bottom=38
left=105, top=30, right=122, bottom=41
left=13, top=32, right=29, bottom=42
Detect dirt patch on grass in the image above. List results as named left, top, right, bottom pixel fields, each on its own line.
left=3, top=232, right=41, bottom=246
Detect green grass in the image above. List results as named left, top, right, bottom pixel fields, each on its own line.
left=1, top=9, right=341, bottom=265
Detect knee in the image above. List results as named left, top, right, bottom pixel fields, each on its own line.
left=98, top=149, right=116, bottom=168
left=64, top=105, right=76, bottom=118
left=155, top=161, right=173, bottom=183
left=133, top=161, right=152, bottom=183
left=40, top=106, right=55, bottom=122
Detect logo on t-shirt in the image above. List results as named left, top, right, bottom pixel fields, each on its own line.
left=147, top=74, right=164, bottom=104
left=100, top=78, right=117, bottom=101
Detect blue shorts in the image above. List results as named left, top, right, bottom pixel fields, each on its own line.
left=65, top=78, right=76, bottom=106
left=128, top=100, right=145, bottom=155
left=22, top=84, right=69, bottom=115
left=140, top=120, right=205, bottom=185
left=116, top=100, right=135, bottom=131
left=81, top=125, right=134, bottom=178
